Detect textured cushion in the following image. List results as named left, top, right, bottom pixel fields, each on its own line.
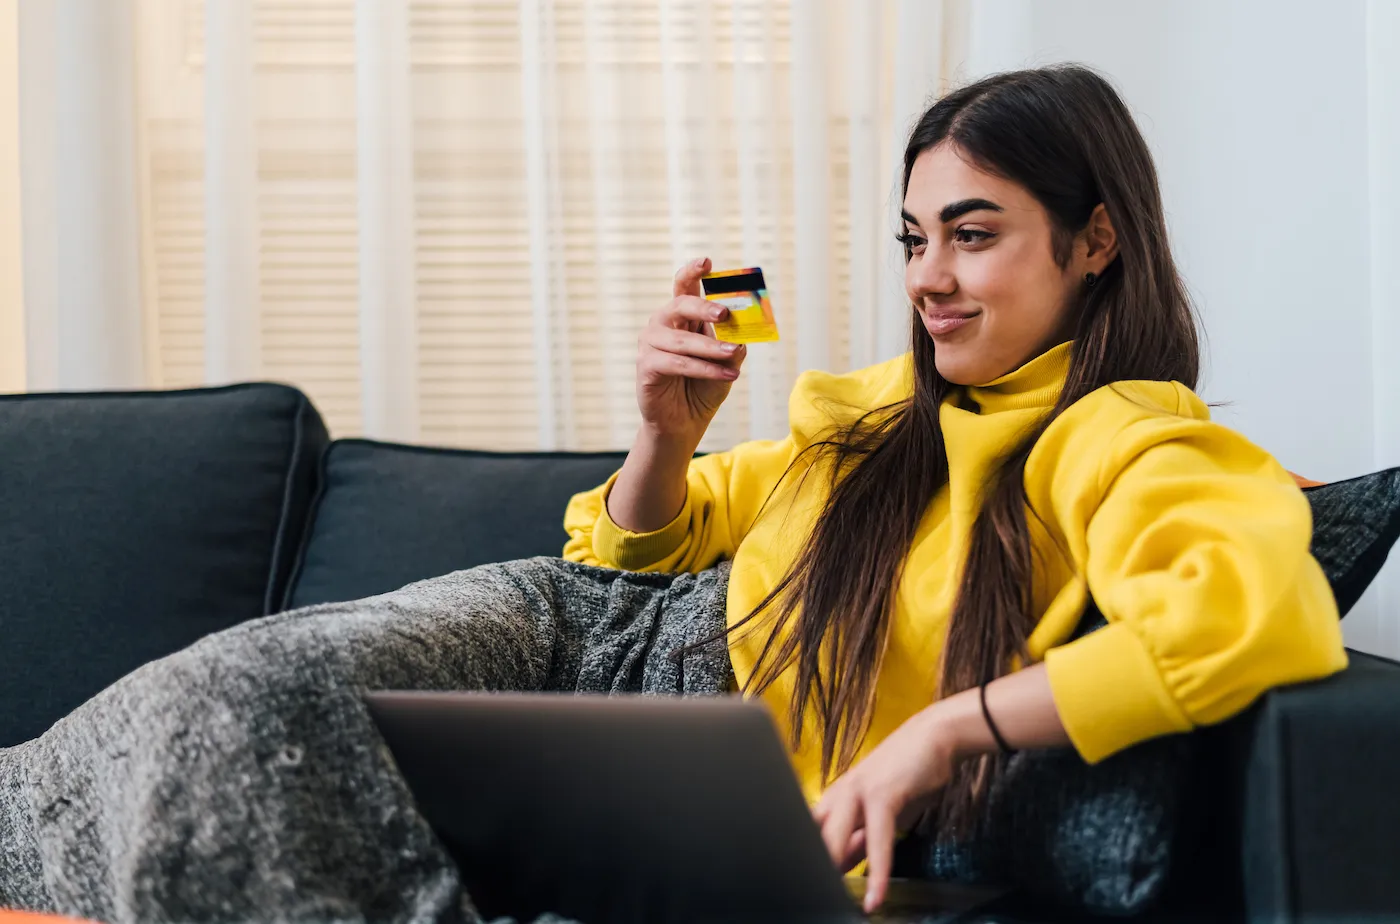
left=911, top=740, right=1192, bottom=916
left=1303, top=468, right=1400, bottom=616
left=0, top=385, right=327, bottom=746
left=286, top=441, right=626, bottom=609
left=894, top=608, right=1193, bottom=916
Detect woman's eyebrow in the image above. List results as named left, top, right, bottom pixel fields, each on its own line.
left=900, top=198, right=1004, bottom=228
left=938, top=198, right=1003, bottom=223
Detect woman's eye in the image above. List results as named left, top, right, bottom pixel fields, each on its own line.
left=897, top=233, right=928, bottom=255
left=953, top=228, right=994, bottom=245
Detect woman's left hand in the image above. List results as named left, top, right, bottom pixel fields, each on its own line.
left=811, top=705, right=959, bottom=913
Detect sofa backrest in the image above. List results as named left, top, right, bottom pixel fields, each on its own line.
left=2, top=383, right=632, bottom=745
left=0, top=384, right=327, bottom=746
left=284, top=439, right=626, bottom=608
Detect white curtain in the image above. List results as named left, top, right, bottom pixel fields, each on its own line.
left=10, top=0, right=1400, bottom=656
left=12, top=0, right=971, bottom=451
left=0, top=3, right=22, bottom=393
left=17, top=0, right=146, bottom=391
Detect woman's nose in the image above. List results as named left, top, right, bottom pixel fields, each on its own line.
left=907, top=251, right=955, bottom=299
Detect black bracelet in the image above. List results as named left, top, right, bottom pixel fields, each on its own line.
left=979, top=682, right=1016, bottom=755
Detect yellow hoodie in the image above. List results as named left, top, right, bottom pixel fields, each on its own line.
left=562, top=342, right=1347, bottom=804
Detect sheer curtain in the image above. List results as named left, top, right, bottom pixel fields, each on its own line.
left=0, top=3, right=21, bottom=393
left=15, top=0, right=972, bottom=450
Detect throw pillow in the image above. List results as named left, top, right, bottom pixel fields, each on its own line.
left=1302, top=468, right=1400, bottom=616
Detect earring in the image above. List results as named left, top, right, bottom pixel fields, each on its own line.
left=1084, top=271, right=1098, bottom=289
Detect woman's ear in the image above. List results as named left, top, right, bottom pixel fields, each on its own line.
left=1082, top=203, right=1119, bottom=272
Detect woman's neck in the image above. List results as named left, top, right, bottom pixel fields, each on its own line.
left=960, top=341, right=1073, bottom=414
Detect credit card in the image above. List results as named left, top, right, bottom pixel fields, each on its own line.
left=700, top=266, right=780, bottom=344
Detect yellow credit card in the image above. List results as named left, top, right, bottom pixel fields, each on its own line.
left=701, top=266, right=780, bottom=344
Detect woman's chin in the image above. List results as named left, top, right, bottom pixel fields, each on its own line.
left=931, top=344, right=983, bottom=386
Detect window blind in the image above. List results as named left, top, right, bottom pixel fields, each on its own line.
left=134, top=0, right=959, bottom=449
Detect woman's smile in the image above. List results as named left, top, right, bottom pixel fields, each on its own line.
left=920, top=306, right=981, bottom=338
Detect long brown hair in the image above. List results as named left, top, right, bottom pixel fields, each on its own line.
left=734, top=64, right=1200, bottom=830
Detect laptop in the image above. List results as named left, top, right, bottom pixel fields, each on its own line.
left=365, top=691, right=1005, bottom=923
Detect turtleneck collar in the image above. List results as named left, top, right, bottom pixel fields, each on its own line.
left=961, top=340, right=1073, bottom=414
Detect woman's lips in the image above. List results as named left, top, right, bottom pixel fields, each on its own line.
left=923, top=310, right=981, bottom=336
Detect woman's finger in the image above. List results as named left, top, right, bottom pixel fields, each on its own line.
left=819, top=795, right=862, bottom=870
left=660, top=294, right=729, bottom=329
left=860, top=799, right=899, bottom=914
left=839, top=829, right=868, bottom=873
left=672, top=256, right=712, bottom=298
left=642, top=326, right=742, bottom=364
left=640, top=350, right=739, bottom=382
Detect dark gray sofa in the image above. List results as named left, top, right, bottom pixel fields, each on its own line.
left=2, top=382, right=1397, bottom=923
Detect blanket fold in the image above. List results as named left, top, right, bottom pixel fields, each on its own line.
left=0, top=558, right=733, bottom=924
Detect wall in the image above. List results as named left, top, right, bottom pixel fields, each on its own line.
left=964, top=0, right=1397, bottom=655
left=0, top=0, right=23, bottom=392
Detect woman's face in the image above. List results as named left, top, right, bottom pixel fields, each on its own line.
left=901, top=143, right=1099, bottom=386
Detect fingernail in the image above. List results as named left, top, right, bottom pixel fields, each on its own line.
left=694, top=256, right=708, bottom=268
left=722, top=342, right=739, bottom=353
left=710, top=307, right=725, bottom=320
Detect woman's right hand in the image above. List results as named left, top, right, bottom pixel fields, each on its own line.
left=636, top=257, right=746, bottom=444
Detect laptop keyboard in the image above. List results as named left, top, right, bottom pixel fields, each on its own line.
left=845, top=876, right=1007, bottom=923
left=867, top=911, right=968, bottom=923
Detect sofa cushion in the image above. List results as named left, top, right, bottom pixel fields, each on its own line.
left=0, top=384, right=327, bottom=746
left=285, top=441, right=626, bottom=609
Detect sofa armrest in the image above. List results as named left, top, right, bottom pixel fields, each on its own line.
left=1230, top=650, right=1400, bottom=921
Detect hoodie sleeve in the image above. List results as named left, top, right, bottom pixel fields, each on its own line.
left=1044, top=411, right=1347, bottom=763
left=561, top=437, right=799, bottom=573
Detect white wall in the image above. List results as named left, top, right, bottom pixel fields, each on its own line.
left=1369, top=0, right=1400, bottom=658
left=965, top=0, right=1397, bottom=655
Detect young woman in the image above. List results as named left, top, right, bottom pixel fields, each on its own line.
left=0, top=64, right=1347, bottom=923
left=562, top=63, right=1347, bottom=912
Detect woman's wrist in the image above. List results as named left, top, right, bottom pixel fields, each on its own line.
left=923, top=663, right=1071, bottom=762
left=606, top=425, right=699, bottom=533
left=924, top=689, right=1000, bottom=763
left=634, top=421, right=703, bottom=460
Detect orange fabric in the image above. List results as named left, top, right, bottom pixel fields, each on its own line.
left=0, top=914, right=100, bottom=923
left=1290, top=471, right=1325, bottom=489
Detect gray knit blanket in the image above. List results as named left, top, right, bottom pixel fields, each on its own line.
left=0, top=557, right=734, bottom=924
